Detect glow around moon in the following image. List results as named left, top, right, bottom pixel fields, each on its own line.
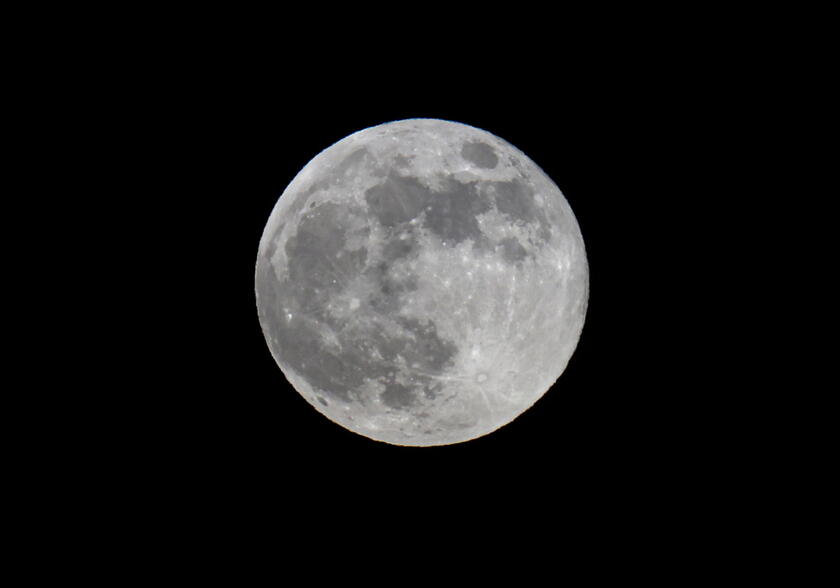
left=255, top=119, right=588, bottom=446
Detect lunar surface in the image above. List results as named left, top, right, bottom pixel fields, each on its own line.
left=255, top=119, right=588, bottom=446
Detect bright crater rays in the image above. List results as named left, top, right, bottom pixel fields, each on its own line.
left=255, top=119, right=588, bottom=446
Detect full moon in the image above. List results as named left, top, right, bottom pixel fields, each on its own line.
left=255, top=119, right=588, bottom=446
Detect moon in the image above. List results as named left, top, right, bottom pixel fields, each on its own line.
left=255, top=119, right=588, bottom=446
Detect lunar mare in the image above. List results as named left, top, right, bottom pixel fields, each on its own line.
left=255, top=119, right=588, bottom=446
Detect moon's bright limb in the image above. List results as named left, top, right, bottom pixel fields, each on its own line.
left=255, top=119, right=588, bottom=446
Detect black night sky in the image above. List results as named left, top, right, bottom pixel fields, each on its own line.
left=139, top=42, right=725, bottom=532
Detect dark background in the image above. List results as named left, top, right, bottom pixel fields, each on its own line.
left=28, top=8, right=792, bottom=572
left=132, top=39, right=733, bottom=537
left=167, top=92, right=699, bottom=485
left=26, top=7, right=802, bottom=573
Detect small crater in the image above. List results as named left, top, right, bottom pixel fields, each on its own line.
left=476, top=373, right=488, bottom=383
left=317, top=396, right=328, bottom=406
left=461, top=141, right=498, bottom=169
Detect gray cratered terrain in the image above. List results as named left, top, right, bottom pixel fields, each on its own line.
left=255, top=119, right=588, bottom=446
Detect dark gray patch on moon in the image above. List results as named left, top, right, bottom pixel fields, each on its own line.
left=461, top=141, right=498, bottom=169
left=498, top=236, right=529, bottom=264
left=422, top=178, right=491, bottom=246
left=381, top=229, right=419, bottom=261
left=393, top=154, right=413, bottom=169
left=365, top=172, right=491, bottom=249
left=395, top=317, right=459, bottom=374
left=381, top=380, right=416, bottom=410
left=365, top=174, right=432, bottom=227
left=285, top=202, right=368, bottom=315
left=488, top=180, right=552, bottom=242
left=256, top=196, right=460, bottom=410
left=365, top=257, right=419, bottom=314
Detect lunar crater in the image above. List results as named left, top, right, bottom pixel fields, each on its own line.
left=461, top=140, right=499, bottom=169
